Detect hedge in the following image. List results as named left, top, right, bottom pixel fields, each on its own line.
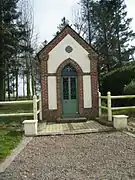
left=100, top=62, right=135, bottom=95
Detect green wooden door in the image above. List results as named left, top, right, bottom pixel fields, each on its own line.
left=62, top=76, right=78, bottom=116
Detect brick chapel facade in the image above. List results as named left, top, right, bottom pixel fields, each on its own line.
left=37, top=25, right=99, bottom=122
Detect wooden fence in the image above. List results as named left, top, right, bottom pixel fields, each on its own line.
left=99, top=92, right=135, bottom=121
left=0, top=95, right=42, bottom=120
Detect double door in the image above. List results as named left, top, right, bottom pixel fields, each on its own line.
left=62, top=76, right=78, bottom=116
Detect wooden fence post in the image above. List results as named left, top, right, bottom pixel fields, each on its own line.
left=107, top=91, right=112, bottom=121
left=99, top=92, right=101, bottom=117
left=39, top=94, right=42, bottom=120
left=33, top=95, right=37, bottom=120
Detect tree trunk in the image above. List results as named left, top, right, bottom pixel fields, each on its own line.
left=16, top=70, right=18, bottom=100
left=0, top=1, right=4, bottom=101
left=23, top=72, right=25, bottom=97
left=0, top=68, right=4, bottom=101
left=102, top=14, right=110, bottom=72
left=26, top=73, right=30, bottom=99
left=13, top=78, right=15, bottom=98
left=7, top=72, right=10, bottom=101
left=3, top=78, right=6, bottom=100
left=25, top=55, right=31, bottom=99
left=26, top=69, right=31, bottom=99
left=31, top=70, right=35, bottom=96
left=115, top=5, right=122, bottom=66
left=116, top=24, right=122, bottom=66
left=86, top=0, right=92, bottom=45
left=0, top=57, right=5, bottom=100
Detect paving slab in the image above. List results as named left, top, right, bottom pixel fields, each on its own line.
left=38, top=120, right=114, bottom=136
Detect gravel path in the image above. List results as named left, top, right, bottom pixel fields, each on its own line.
left=0, top=132, right=135, bottom=180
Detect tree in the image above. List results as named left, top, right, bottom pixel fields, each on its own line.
left=111, top=0, right=135, bottom=65
left=54, top=17, right=69, bottom=36
left=73, top=0, right=97, bottom=44
left=0, top=0, right=39, bottom=100
left=100, top=61, right=135, bottom=95
left=19, top=0, right=37, bottom=98
left=92, top=0, right=116, bottom=71
left=0, top=0, right=22, bottom=100
left=124, top=80, right=135, bottom=95
left=73, top=0, right=135, bottom=72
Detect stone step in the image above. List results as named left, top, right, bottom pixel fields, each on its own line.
left=57, top=117, right=87, bottom=123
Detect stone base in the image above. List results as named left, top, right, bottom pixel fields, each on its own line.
left=42, top=108, right=98, bottom=122
left=57, top=117, right=87, bottom=123
left=113, top=115, right=128, bottom=130
left=23, top=120, right=38, bottom=136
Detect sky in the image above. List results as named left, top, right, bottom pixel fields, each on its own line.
left=33, top=0, right=135, bottom=45
left=33, top=0, right=79, bottom=44
left=19, top=0, right=135, bottom=95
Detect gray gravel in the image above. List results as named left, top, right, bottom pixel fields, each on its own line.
left=0, top=132, right=135, bottom=180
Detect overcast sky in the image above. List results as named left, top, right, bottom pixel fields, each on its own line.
left=19, top=0, right=135, bottom=95
left=33, top=0, right=135, bottom=44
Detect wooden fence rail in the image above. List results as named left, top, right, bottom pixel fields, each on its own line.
left=0, top=94, right=42, bottom=120
left=99, top=92, right=135, bottom=121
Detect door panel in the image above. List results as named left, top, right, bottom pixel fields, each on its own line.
left=70, top=77, right=76, bottom=99
left=62, top=76, right=78, bottom=116
left=63, top=77, right=69, bottom=100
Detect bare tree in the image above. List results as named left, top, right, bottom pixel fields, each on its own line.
left=18, top=0, right=36, bottom=98
left=72, top=4, right=87, bottom=39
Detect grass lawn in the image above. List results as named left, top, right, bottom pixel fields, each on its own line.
left=0, top=103, right=33, bottom=162
left=0, top=128, right=23, bottom=162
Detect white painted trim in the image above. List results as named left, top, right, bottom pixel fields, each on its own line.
left=83, top=75, right=92, bottom=108
left=48, top=76, right=57, bottom=109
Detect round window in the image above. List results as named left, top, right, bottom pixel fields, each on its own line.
left=65, top=46, right=73, bottom=53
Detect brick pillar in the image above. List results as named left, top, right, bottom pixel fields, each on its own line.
left=78, top=74, right=84, bottom=115
left=57, top=75, right=62, bottom=117
left=40, top=54, right=49, bottom=109
left=88, top=54, right=98, bottom=116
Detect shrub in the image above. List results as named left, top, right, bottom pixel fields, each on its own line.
left=124, top=80, right=135, bottom=95
left=100, top=62, right=135, bottom=95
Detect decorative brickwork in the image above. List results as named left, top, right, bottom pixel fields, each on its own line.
left=56, top=58, right=84, bottom=118
left=38, top=25, right=97, bottom=59
left=40, top=55, right=49, bottom=110
left=38, top=25, right=99, bottom=121
left=88, top=54, right=99, bottom=109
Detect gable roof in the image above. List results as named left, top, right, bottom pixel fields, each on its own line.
left=37, top=25, right=97, bottom=58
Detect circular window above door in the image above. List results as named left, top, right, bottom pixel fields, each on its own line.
left=65, top=46, right=73, bottom=53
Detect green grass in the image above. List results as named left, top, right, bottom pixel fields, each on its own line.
left=0, top=128, right=23, bottom=161
left=0, top=103, right=33, bottom=114
left=112, top=108, right=135, bottom=116
left=101, top=108, right=135, bottom=118
left=101, top=100, right=135, bottom=117
left=0, top=102, right=33, bottom=162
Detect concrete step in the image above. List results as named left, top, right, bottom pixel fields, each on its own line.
left=57, top=117, right=87, bottom=123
